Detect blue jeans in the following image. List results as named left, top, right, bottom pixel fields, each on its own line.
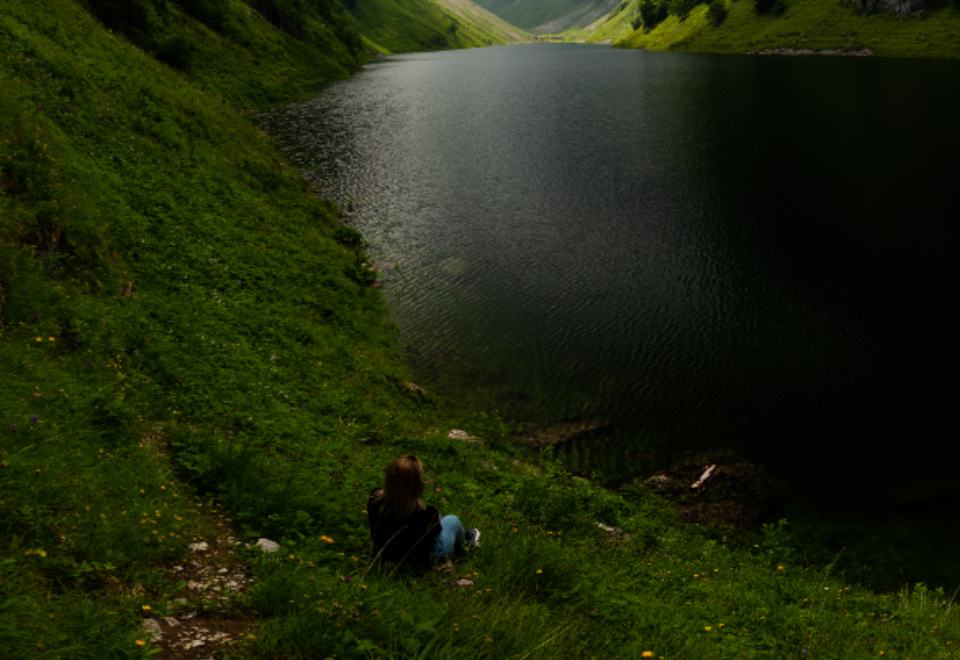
left=431, top=515, right=465, bottom=560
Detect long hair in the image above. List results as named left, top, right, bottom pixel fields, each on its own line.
left=372, top=455, right=425, bottom=518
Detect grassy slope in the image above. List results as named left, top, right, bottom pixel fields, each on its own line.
left=471, top=0, right=620, bottom=32
left=611, top=0, right=960, bottom=56
left=566, top=0, right=641, bottom=41
left=435, top=0, right=534, bottom=44
left=355, top=0, right=530, bottom=54
left=2, top=1, right=960, bottom=659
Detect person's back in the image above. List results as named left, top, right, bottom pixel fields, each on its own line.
left=367, top=454, right=479, bottom=570
left=367, top=487, right=441, bottom=568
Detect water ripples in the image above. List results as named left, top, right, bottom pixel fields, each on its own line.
left=262, top=45, right=960, bottom=504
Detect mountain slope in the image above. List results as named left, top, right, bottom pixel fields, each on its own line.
left=606, top=0, right=960, bottom=57
left=354, top=0, right=531, bottom=52
left=565, top=0, right=639, bottom=42
left=471, top=0, right=620, bottom=32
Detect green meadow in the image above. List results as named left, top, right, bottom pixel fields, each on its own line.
left=2, top=0, right=959, bottom=658
left=589, top=0, right=960, bottom=57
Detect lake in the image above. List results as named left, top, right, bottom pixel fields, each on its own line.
left=261, top=44, right=960, bottom=518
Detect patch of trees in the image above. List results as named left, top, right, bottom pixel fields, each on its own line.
left=636, top=0, right=669, bottom=31
left=754, top=0, right=787, bottom=15
left=633, top=0, right=732, bottom=31
left=706, top=0, right=727, bottom=23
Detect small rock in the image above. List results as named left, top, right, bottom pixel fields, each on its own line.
left=448, top=429, right=481, bottom=443
left=218, top=568, right=229, bottom=574
left=162, top=617, right=180, bottom=627
left=645, top=474, right=670, bottom=485
left=188, top=541, right=209, bottom=552
left=254, top=538, right=281, bottom=553
left=141, top=619, right=163, bottom=640
left=597, top=522, right=631, bottom=541
left=187, top=580, right=201, bottom=590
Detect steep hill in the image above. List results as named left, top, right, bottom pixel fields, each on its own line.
left=573, top=0, right=960, bottom=56
left=355, top=0, right=531, bottom=53
left=471, top=0, right=621, bottom=33
left=565, top=0, right=639, bottom=41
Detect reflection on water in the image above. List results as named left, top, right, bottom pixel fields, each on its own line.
left=262, top=45, right=960, bottom=513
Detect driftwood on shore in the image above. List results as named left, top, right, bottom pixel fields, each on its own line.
left=690, top=464, right=723, bottom=494
left=642, top=452, right=784, bottom=529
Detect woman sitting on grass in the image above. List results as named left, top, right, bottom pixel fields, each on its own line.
left=367, top=454, right=478, bottom=569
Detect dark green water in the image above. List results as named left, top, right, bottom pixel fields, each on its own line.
left=263, top=45, right=960, bottom=518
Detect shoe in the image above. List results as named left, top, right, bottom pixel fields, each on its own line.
left=464, top=528, right=480, bottom=547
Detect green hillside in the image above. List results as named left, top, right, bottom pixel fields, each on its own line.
left=564, top=0, right=641, bottom=41
left=355, top=0, right=530, bottom=54
left=471, top=0, right=621, bottom=32
left=599, top=0, right=960, bottom=56
left=3, top=0, right=960, bottom=659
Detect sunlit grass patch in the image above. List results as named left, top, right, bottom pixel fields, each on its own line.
left=613, top=0, right=960, bottom=58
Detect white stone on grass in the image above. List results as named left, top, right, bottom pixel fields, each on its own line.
left=141, top=619, right=163, bottom=640
left=448, top=429, right=481, bottom=443
left=254, top=538, right=280, bottom=553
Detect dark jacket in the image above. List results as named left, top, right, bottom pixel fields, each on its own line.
left=367, top=488, right=441, bottom=568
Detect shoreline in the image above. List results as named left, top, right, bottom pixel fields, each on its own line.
left=610, top=1, right=960, bottom=59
